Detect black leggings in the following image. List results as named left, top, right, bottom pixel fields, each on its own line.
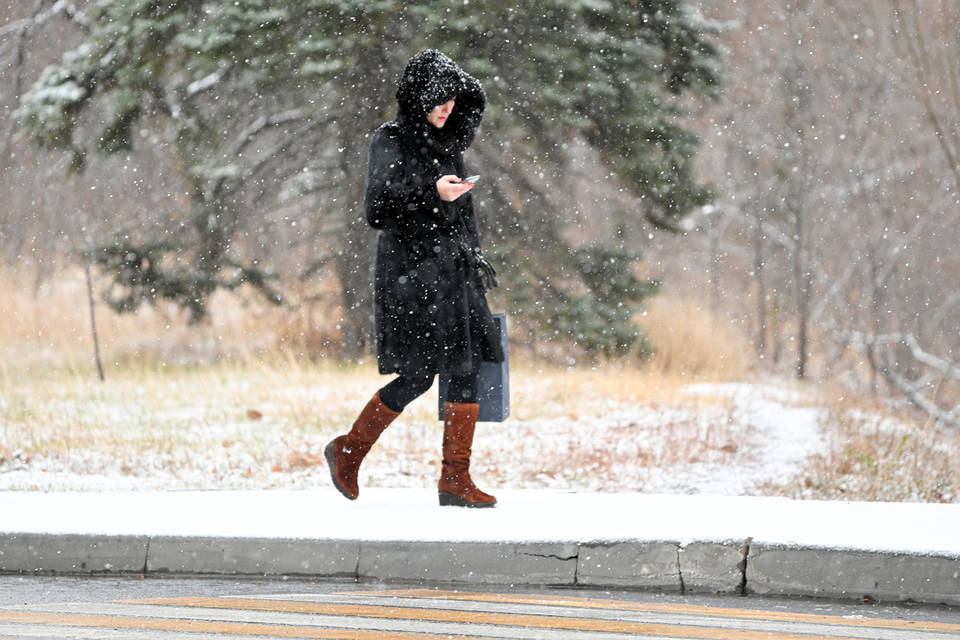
left=379, top=367, right=479, bottom=413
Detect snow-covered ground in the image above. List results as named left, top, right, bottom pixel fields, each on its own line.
left=3, top=488, right=960, bottom=556
left=1, top=382, right=833, bottom=496
left=660, top=383, right=826, bottom=494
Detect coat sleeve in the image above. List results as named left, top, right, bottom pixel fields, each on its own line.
left=365, top=128, right=457, bottom=231
left=456, top=156, right=484, bottom=251
left=458, top=193, right=484, bottom=251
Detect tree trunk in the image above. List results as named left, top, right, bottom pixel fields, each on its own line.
left=332, top=49, right=395, bottom=360
left=793, top=210, right=811, bottom=380
left=708, top=216, right=721, bottom=315
left=334, top=176, right=376, bottom=360
left=753, top=214, right=767, bottom=357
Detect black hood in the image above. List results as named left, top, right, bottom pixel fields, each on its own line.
left=395, top=49, right=485, bottom=155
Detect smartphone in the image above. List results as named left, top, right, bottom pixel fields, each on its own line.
left=465, top=175, right=480, bottom=183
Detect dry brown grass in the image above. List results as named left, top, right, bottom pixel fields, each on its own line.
left=778, top=387, right=960, bottom=503
left=1, top=264, right=748, bottom=386
left=523, top=414, right=741, bottom=485
left=0, top=264, right=342, bottom=377
left=638, top=293, right=753, bottom=380
left=10, top=264, right=956, bottom=501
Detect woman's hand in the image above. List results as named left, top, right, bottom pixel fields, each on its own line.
left=436, top=175, right=474, bottom=202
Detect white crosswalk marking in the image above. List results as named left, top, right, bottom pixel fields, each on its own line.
left=1, top=588, right=959, bottom=640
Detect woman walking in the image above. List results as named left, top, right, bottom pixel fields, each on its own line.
left=324, top=49, right=504, bottom=508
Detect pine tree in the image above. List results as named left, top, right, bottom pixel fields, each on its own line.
left=16, top=0, right=721, bottom=356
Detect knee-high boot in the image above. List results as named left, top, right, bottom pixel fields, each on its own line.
left=438, top=402, right=497, bottom=507
left=324, top=391, right=400, bottom=500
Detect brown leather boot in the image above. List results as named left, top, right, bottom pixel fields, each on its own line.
left=438, top=402, right=497, bottom=508
left=324, top=391, right=400, bottom=500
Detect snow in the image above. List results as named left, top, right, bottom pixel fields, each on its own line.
left=2, top=381, right=956, bottom=557
left=654, top=383, right=827, bottom=494
left=0, top=382, right=826, bottom=495
left=5, top=379, right=957, bottom=559
left=1, top=489, right=959, bottom=557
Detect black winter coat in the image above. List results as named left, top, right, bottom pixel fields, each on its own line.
left=366, top=50, right=504, bottom=377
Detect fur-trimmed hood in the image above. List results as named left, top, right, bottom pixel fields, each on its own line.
left=395, top=49, right=485, bottom=155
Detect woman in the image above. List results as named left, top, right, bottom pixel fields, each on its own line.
left=324, top=49, right=504, bottom=508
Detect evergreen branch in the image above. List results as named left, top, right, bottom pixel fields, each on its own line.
left=204, top=115, right=331, bottom=203
left=299, top=256, right=336, bottom=281
left=475, top=143, right=552, bottom=211
left=185, top=63, right=233, bottom=99
left=0, top=0, right=90, bottom=37
left=249, top=161, right=340, bottom=207
left=240, top=117, right=336, bottom=187
left=219, top=257, right=285, bottom=306
left=644, top=212, right=688, bottom=233
left=0, top=0, right=43, bottom=167
left=228, top=108, right=326, bottom=158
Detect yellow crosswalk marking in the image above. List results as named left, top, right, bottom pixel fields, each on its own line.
left=3, top=589, right=956, bottom=639
left=352, top=588, right=960, bottom=635
left=0, top=611, right=497, bottom=640
left=133, top=596, right=865, bottom=640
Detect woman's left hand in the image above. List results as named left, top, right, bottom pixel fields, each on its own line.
left=436, top=175, right=474, bottom=202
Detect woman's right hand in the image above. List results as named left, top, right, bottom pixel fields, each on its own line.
left=436, top=175, right=474, bottom=202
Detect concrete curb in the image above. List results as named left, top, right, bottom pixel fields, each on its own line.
left=2, top=533, right=958, bottom=607
left=746, top=543, right=960, bottom=605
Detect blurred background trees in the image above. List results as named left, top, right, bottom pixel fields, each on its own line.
left=2, top=0, right=958, bottom=426
left=5, top=0, right=720, bottom=359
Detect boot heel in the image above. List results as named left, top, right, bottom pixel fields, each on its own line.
left=438, top=490, right=496, bottom=508
left=438, top=490, right=467, bottom=507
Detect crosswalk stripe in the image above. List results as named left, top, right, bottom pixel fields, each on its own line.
left=129, top=597, right=867, bottom=640
left=3, top=589, right=956, bottom=640
left=0, top=612, right=497, bottom=640
left=20, top=601, right=627, bottom=640
left=0, top=624, right=283, bottom=640
left=346, top=588, right=960, bottom=635
left=235, top=593, right=939, bottom=640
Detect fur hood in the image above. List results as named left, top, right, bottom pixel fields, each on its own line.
left=395, top=49, right=485, bottom=155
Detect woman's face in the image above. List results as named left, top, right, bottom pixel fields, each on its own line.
left=426, top=99, right=455, bottom=128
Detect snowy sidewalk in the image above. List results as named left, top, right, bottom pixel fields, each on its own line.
left=1, top=489, right=959, bottom=606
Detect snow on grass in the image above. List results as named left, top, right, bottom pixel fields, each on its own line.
left=1, top=364, right=956, bottom=502
left=785, top=399, right=960, bottom=503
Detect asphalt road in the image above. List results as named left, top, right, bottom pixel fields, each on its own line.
left=1, top=576, right=959, bottom=639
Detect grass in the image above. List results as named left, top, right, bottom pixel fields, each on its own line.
left=0, top=358, right=732, bottom=490
left=1, top=264, right=957, bottom=501
left=781, top=389, right=960, bottom=503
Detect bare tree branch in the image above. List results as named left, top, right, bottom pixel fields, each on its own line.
left=811, top=258, right=857, bottom=325
left=899, top=333, right=960, bottom=383
left=929, top=292, right=960, bottom=332
left=242, top=117, right=336, bottom=185
left=892, top=0, right=960, bottom=196
left=878, top=349, right=959, bottom=428
left=850, top=330, right=960, bottom=427
left=936, top=1, right=960, bottom=136
left=200, top=113, right=335, bottom=203
left=228, top=108, right=324, bottom=158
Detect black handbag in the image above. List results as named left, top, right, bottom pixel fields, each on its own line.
left=439, top=312, right=510, bottom=422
